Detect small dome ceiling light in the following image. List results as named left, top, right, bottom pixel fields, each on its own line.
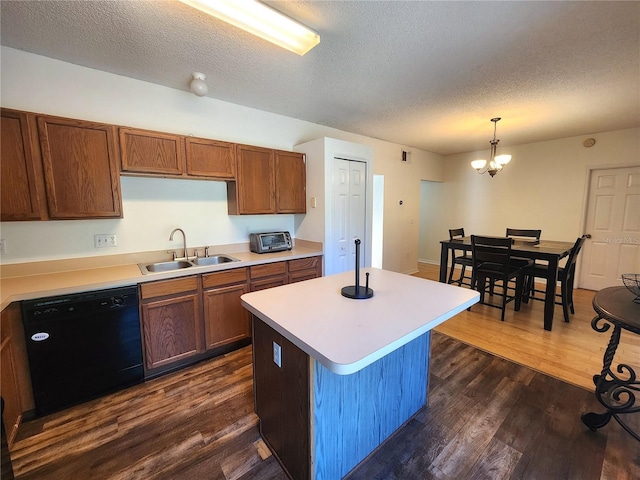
left=190, top=72, right=208, bottom=97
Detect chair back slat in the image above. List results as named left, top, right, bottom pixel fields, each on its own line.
left=471, top=235, right=513, bottom=273
left=449, top=228, right=465, bottom=240
left=506, top=228, right=542, bottom=242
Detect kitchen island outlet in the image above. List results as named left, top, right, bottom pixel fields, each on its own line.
left=241, top=268, right=479, bottom=480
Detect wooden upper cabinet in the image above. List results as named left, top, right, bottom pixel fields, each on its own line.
left=37, top=115, right=123, bottom=219
left=1, top=109, right=47, bottom=221
left=229, top=145, right=275, bottom=214
left=275, top=150, right=306, bottom=213
left=119, top=127, right=184, bottom=175
left=185, top=137, right=235, bottom=179
left=228, top=146, right=306, bottom=215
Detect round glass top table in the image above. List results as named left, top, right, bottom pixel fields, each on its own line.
left=581, top=286, right=640, bottom=441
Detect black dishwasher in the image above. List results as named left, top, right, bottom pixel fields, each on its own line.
left=22, top=286, right=144, bottom=416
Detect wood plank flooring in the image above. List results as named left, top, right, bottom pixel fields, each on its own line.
left=415, top=263, right=640, bottom=392
left=346, top=334, right=640, bottom=480
left=8, top=267, right=640, bottom=479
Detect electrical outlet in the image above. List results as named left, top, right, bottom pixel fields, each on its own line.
left=0, top=239, right=6, bottom=255
left=273, top=341, right=282, bottom=368
left=94, top=234, right=118, bottom=248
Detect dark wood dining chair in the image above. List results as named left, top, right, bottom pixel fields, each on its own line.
left=447, top=228, right=473, bottom=287
left=527, top=235, right=587, bottom=322
left=506, top=228, right=542, bottom=296
left=471, top=235, right=531, bottom=321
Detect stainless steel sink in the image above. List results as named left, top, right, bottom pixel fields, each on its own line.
left=139, top=255, right=240, bottom=274
left=139, top=260, right=193, bottom=274
left=191, top=254, right=240, bottom=266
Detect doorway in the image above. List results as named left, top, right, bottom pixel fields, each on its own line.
left=579, top=165, right=640, bottom=290
left=372, top=175, right=384, bottom=269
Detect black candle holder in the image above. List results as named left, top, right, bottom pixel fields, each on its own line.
left=341, top=239, right=374, bottom=299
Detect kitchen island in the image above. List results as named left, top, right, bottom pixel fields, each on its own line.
left=241, top=268, right=479, bottom=480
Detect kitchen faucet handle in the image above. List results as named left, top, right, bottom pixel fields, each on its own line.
left=205, top=246, right=210, bottom=257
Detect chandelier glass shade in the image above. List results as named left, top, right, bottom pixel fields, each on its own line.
left=471, top=118, right=512, bottom=177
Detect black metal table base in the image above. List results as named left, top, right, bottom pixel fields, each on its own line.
left=581, top=315, right=640, bottom=442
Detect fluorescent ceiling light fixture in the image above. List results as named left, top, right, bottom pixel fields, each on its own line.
left=179, top=0, right=320, bottom=55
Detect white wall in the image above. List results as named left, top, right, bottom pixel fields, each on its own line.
left=0, top=47, right=444, bottom=271
left=418, top=127, right=640, bottom=263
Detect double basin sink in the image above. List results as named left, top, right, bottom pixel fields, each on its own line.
left=138, top=254, right=240, bottom=275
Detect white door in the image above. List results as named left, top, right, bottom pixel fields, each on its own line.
left=328, top=158, right=367, bottom=275
left=580, top=165, right=640, bottom=290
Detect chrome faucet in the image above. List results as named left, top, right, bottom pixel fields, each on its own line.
left=169, top=228, right=188, bottom=260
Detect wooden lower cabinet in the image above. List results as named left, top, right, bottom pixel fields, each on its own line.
left=250, top=257, right=322, bottom=291
left=140, top=267, right=256, bottom=376
left=0, top=303, right=33, bottom=447
left=140, top=276, right=203, bottom=372
left=253, top=317, right=310, bottom=480
left=250, top=261, right=288, bottom=291
left=288, top=256, right=322, bottom=283
left=202, top=268, right=250, bottom=350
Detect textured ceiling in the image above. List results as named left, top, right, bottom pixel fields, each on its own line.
left=1, top=0, right=639, bottom=155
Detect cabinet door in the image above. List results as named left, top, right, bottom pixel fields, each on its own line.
left=0, top=303, right=30, bottom=446
left=185, top=137, right=235, bottom=179
left=275, top=150, right=306, bottom=213
left=203, top=284, right=250, bottom=350
left=1, top=110, right=46, bottom=221
left=0, top=338, right=21, bottom=446
left=232, top=145, right=275, bottom=214
left=119, top=127, right=185, bottom=176
left=37, top=115, right=122, bottom=219
left=141, top=293, right=202, bottom=370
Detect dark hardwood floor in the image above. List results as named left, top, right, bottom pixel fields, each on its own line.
left=10, top=335, right=639, bottom=479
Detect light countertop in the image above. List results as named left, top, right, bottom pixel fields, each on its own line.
left=0, top=245, right=323, bottom=311
left=241, top=268, right=479, bottom=375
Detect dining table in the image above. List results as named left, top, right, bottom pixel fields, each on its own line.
left=439, top=236, right=575, bottom=330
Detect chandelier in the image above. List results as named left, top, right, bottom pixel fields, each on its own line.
left=470, top=117, right=512, bottom=177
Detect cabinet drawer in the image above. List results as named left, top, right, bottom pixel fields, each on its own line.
left=202, top=268, right=247, bottom=289
left=289, top=257, right=320, bottom=273
left=141, top=276, right=199, bottom=300
left=289, top=271, right=318, bottom=284
left=250, top=261, right=287, bottom=279
left=251, top=277, right=287, bottom=292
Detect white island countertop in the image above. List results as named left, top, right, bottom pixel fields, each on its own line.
left=241, top=268, right=479, bottom=375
